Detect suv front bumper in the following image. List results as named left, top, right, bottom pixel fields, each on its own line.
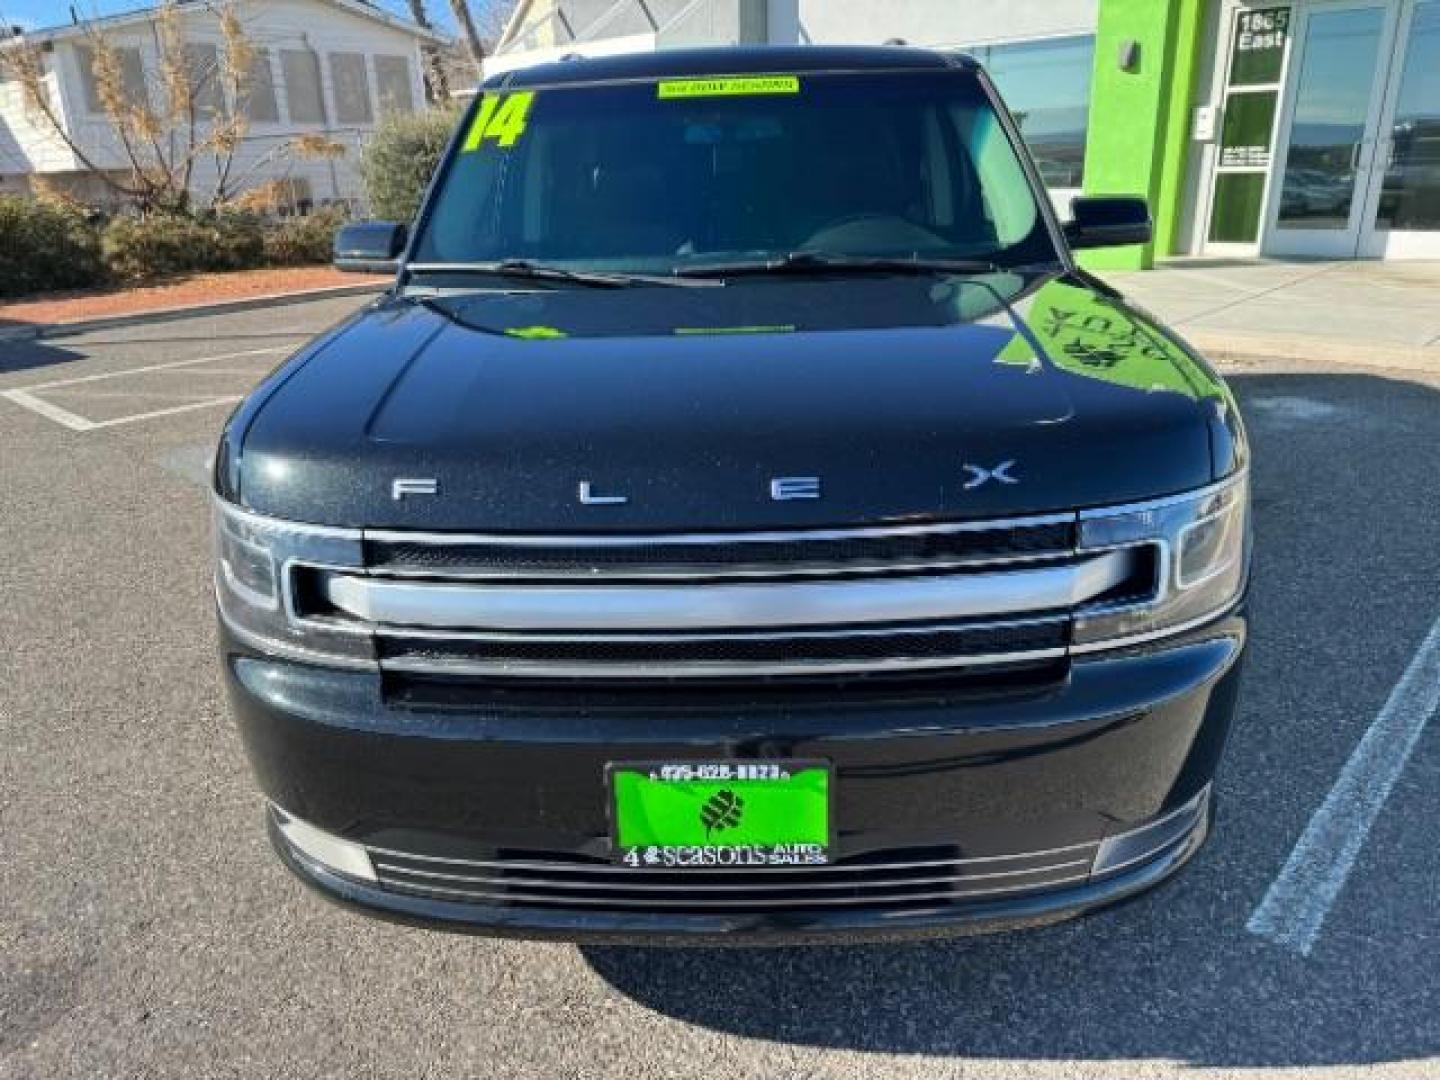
left=223, top=611, right=1245, bottom=942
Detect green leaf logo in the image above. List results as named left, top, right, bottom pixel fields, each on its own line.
left=699, top=789, right=744, bottom=838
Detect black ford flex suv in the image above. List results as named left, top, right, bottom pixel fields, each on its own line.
left=215, top=47, right=1249, bottom=941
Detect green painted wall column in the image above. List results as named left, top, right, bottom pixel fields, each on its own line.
left=1079, top=0, right=1208, bottom=270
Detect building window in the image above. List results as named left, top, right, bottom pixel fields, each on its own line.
left=281, top=48, right=327, bottom=124
left=374, top=54, right=414, bottom=115
left=183, top=42, right=223, bottom=118
left=329, top=52, right=372, bottom=125
left=965, top=35, right=1095, bottom=189
left=241, top=49, right=281, bottom=123
left=75, top=43, right=148, bottom=115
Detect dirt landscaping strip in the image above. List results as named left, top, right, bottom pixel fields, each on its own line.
left=0, top=266, right=390, bottom=341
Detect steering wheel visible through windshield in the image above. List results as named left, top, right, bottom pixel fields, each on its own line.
left=412, top=70, right=1059, bottom=276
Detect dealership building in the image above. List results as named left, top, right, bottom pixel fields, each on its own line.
left=491, top=0, right=1440, bottom=268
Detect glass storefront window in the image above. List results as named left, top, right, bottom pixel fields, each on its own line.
left=1220, top=92, right=1280, bottom=168
left=1230, top=7, right=1292, bottom=86
left=1210, top=173, right=1268, bottom=242
left=965, top=35, right=1095, bottom=189
left=1208, top=6, right=1292, bottom=245
left=1276, top=5, right=1386, bottom=230
left=1376, top=0, right=1440, bottom=232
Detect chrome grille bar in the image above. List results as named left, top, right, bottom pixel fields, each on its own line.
left=323, top=550, right=1134, bottom=632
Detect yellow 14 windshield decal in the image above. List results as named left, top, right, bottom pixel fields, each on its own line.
left=462, top=91, right=536, bottom=152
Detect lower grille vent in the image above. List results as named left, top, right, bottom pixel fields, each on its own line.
left=370, top=843, right=1101, bottom=913
left=377, top=618, right=1070, bottom=669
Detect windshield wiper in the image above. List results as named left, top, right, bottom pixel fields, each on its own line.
left=407, top=260, right=714, bottom=288
left=674, top=251, right=1007, bottom=279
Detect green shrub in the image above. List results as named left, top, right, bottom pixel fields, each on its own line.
left=0, top=196, right=106, bottom=298
left=360, top=106, right=463, bottom=222
left=262, top=206, right=351, bottom=266
left=101, top=211, right=266, bottom=282
left=213, top=211, right=266, bottom=270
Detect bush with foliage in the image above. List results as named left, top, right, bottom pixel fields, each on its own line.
left=2, top=193, right=347, bottom=296
left=261, top=206, right=351, bottom=266
left=360, top=106, right=463, bottom=222
left=0, top=196, right=107, bottom=298
left=101, top=210, right=267, bottom=283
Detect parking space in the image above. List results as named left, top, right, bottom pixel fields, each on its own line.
left=1, top=348, right=292, bottom=431
left=1, top=297, right=1438, bottom=1079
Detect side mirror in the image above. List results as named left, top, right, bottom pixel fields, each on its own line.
left=334, top=221, right=408, bottom=274
left=1063, top=196, right=1153, bottom=251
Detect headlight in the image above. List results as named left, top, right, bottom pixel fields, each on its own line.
left=213, top=498, right=374, bottom=666
left=1073, top=472, right=1249, bottom=649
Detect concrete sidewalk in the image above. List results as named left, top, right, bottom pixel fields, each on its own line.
left=1104, top=259, right=1440, bottom=373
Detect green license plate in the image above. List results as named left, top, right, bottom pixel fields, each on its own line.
left=608, top=761, right=831, bottom=868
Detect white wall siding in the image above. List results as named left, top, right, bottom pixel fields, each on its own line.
left=787, top=0, right=1098, bottom=48
left=5, top=0, right=429, bottom=208
left=0, top=56, right=80, bottom=181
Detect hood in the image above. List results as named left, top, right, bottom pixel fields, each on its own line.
left=234, top=273, right=1237, bottom=531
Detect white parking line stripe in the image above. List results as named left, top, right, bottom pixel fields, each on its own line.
left=83, top=396, right=245, bottom=429
left=1247, top=609, right=1440, bottom=955
left=42, top=388, right=247, bottom=401
left=9, top=346, right=290, bottom=392
left=0, top=388, right=98, bottom=431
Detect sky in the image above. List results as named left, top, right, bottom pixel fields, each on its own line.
left=0, top=0, right=502, bottom=35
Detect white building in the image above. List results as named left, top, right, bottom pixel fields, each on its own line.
left=0, top=0, right=442, bottom=209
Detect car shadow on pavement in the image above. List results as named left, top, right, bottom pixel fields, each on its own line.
left=0, top=333, right=87, bottom=375
left=582, top=370, right=1440, bottom=1069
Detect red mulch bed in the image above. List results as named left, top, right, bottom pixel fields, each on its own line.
left=0, top=266, right=388, bottom=328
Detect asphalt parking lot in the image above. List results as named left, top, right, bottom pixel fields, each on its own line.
left=2, top=295, right=1438, bottom=1079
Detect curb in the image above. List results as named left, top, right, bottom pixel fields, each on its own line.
left=1188, top=329, right=1440, bottom=377
left=0, top=282, right=389, bottom=343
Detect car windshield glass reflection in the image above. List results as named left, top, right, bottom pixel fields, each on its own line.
left=413, top=73, right=1059, bottom=277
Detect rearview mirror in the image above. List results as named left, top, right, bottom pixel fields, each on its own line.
left=334, top=221, right=408, bottom=274
left=1063, top=197, right=1153, bottom=251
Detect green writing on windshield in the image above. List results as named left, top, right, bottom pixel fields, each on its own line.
left=657, top=75, right=800, bottom=100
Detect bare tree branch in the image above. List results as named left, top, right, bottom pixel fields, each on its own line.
left=0, top=1, right=358, bottom=213
left=448, top=0, right=487, bottom=71
left=404, top=0, right=452, bottom=102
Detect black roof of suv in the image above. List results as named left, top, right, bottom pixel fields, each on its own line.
left=490, top=45, right=980, bottom=89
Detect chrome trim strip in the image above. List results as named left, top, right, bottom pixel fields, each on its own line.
left=363, top=551, right=1075, bottom=582
left=377, top=613, right=1070, bottom=645
left=325, top=551, right=1133, bottom=631
left=378, top=649, right=1068, bottom=679
left=377, top=873, right=1095, bottom=907
left=362, top=838, right=1100, bottom=872
left=1093, top=787, right=1210, bottom=876
left=363, top=512, right=1077, bottom=549
left=372, top=858, right=1093, bottom=891
left=1069, top=602, right=1240, bottom=655
left=1091, top=838, right=1192, bottom=878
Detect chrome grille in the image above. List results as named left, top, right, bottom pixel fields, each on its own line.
left=364, top=518, right=1075, bottom=579
left=369, top=842, right=1101, bottom=912
left=297, top=515, right=1156, bottom=682
left=274, top=789, right=1209, bottom=917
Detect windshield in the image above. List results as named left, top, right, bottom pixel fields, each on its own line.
left=412, top=70, right=1059, bottom=275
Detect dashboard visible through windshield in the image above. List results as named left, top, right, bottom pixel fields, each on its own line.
left=413, top=70, right=1059, bottom=276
